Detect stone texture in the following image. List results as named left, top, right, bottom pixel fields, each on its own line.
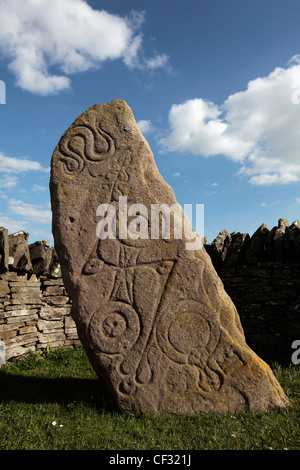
left=29, top=240, right=53, bottom=275
left=265, top=218, right=289, bottom=262
left=8, top=231, right=32, bottom=272
left=245, top=223, right=270, bottom=265
left=0, top=227, right=9, bottom=273
left=50, top=99, right=289, bottom=415
left=284, top=220, right=300, bottom=260
left=224, top=232, right=250, bottom=267
left=0, top=264, right=77, bottom=363
left=205, top=229, right=231, bottom=270
left=205, top=218, right=300, bottom=359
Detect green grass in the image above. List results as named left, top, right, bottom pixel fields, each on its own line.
left=0, top=347, right=299, bottom=450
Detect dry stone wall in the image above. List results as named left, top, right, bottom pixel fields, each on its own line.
left=205, top=218, right=300, bottom=361
left=0, top=228, right=80, bottom=365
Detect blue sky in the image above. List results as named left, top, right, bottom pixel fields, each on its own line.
left=1, top=0, right=300, bottom=244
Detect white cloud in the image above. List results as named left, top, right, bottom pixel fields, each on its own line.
left=30, top=228, right=53, bottom=241
left=0, top=175, right=18, bottom=188
left=160, top=98, right=252, bottom=160
left=144, top=54, right=169, bottom=70
left=32, top=184, right=47, bottom=192
left=0, top=0, right=168, bottom=95
left=160, top=57, right=300, bottom=185
left=8, top=198, right=52, bottom=224
left=137, top=119, right=153, bottom=135
left=0, top=152, right=48, bottom=173
left=0, top=214, right=29, bottom=233
left=172, top=172, right=180, bottom=177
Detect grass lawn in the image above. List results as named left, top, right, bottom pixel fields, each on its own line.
left=0, top=346, right=299, bottom=451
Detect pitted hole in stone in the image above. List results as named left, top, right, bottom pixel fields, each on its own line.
left=168, top=312, right=210, bottom=355
left=82, top=257, right=104, bottom=275
left=102, top=313, right=127, bottom=338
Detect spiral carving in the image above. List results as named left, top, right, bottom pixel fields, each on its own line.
left=58, top=124, right=115, bottom=176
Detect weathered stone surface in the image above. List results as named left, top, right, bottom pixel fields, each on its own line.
left=224, top=232, right=250, bottom=266
left=205, top=229, right=231, bottom=269
left=48, top=248, right=62, bottom=278
left=42, top=285, right=65, bottom=296
left=0, top=227, right=9, bottom=273
left=0, top=280, right=10, bottom=298
left=8, top=231, right=32, bottom=272
left=29, top=240, right=53, bottom=275
left=265, top=219, right=289, bottom=262
left=39, top=306, right=70, bottom=320
left=6, top=344, right=35, bottom=361
left=19, top=325, right=38, bottom=335
left=50, top=99, right=288, bottom=415
left=245, top=223, right=270, bottom=265
left=38, top=331, right=66, bottom=344
left=283, top=220, right=300, bottom=260
left=65, top=316, right=78, bottom=338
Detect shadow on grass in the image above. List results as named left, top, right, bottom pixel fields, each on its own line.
left=0, top=373, right=118, bottom=413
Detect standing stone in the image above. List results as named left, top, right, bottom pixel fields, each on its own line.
left=50, top=99, right=288, bottom=415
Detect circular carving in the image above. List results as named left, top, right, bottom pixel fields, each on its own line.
left=156, top=300, right=220, bottom=365
left=88, top=302, right=140, bottom=354
left=168, top=312, right=210, bottom=354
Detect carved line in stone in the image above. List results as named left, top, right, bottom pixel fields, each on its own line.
left=125, top=261, right=174, bottom=387
left=58, top=124, right=116, bottom=176
left=155, top=292, right=225, bottom=397
left=119, top=265, right=166, bottom=377
left=86, top=259, right=173, bottom=395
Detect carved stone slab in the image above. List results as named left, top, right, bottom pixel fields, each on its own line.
left=50, top=99, right=289, bottom=415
